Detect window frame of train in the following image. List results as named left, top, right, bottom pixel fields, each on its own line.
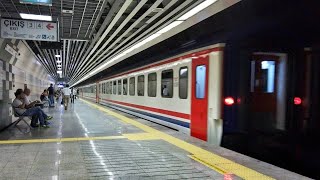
left=104, top=83, right=107, bottom=94
left=137, top=75, right=145, bottom=96
left=129, top=77, right=135, bottom=96
left=110, top=81, right=113, bottom=94
left=106, top=82, right=109, bottom=94
left=113, top=81, right=117, bottom=95
left=109, top=82, right=112, bottom=94
left=123, top=78, right=128, bottom=95
left=161, top=69, right=173, bottom=98
left=179, top=67, right=188, bottom=99
left=195, top=65, right=206, bottom=99
left=118, top=80, right=122, bottom=95
left=148, top=73, right=157, bottom=97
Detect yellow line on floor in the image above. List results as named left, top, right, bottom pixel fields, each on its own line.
left=82, top=98, right=275, bottom=180
left=0, top=136, right=126, bottom=144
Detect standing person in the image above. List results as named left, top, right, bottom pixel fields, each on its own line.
left=48, top=84, right=55, bottom=107
left=71, top=88, right=77, bottom=103
left=73, top=88, right=77, bottom=100
left=61, top=84, right=72, bottom=110
left=162, top=85, right=169, bottom=97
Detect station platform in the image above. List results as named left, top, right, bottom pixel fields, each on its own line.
left=0, top=99, right=311, bottom=180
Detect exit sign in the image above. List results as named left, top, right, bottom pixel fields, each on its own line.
left=20, top=0, right=52, bottom=6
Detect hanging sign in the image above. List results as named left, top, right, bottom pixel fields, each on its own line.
left=0, top=18, right=58, bottom=42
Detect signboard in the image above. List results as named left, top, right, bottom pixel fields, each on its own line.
left=5, top=44, right=18, bottom=57
left=0, top=18, right=58, bottom=42
left=20, top=0, right=52, bottom=6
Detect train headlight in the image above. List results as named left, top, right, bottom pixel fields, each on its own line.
left=294, top=97, right=302, bottom=105
left=224, top=97, right=235, bottom=106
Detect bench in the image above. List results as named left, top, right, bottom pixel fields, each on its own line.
left=8, top=104, right=33, bottom=133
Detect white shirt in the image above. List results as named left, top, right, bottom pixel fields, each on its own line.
left=163, top=88, right=169, bottom=96
left=12, top=98, right=26, bottom=115
left=73, top=89, right=77, bottom=95
left=24, top=95, right=31, bottom=106
left=62, top=88, right=72, bottom=96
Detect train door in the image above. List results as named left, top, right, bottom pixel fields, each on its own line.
left=191, top=55, right=209, bottom=141
left=250, top=53, right=287, bottom=131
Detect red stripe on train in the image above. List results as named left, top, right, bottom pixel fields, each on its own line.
left=101, top=98, right=190, bottom=120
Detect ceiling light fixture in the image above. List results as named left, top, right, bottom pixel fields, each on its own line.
left=55, top=55, right=61, bottom=58
left=20, top=13, right=52, bottom=21
left=156, top=21, right=184, bottom=34
left=74, top=1, right=220, bottom=86
left=177, top=0, right=218, bottom=21
left=57, top=70, right=62, bottom=74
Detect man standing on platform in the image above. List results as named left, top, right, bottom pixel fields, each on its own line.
left=48, top=84, right=55, bottom=107
left=61, top=84, right=72, bottom=110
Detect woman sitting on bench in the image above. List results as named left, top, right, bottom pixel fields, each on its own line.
left=40, top=89, right=50, bottom=107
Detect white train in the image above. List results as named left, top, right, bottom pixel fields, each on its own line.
left=80, top=44, right=225, bottom=144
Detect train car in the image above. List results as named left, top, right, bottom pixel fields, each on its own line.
left=78, top=1, right=320, bottom=178
left=80, top=43, right=225, bottom=145
left=79, top=42, right=320, bottom=178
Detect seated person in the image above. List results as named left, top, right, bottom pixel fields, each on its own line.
left=40, top=89, right=50, bottom=107
left=13, top=89, right=52, bottom=128
left=24, top=88, right=42, bottom=108
left=24, top=88, right=41, bottom=126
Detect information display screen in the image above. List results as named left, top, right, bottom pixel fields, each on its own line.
left=20, top=0, right=52, bottom=6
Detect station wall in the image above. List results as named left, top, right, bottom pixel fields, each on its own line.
left=0, top=38, right=54, bottom=129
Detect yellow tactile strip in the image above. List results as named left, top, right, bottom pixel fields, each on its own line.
left=81, top=99, right=275, bottom=180
left=123, top=133, right=161, bottom=141
left=0, top=136, right=126, bottom=144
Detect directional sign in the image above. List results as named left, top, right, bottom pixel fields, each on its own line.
left=0, top=18, right=58, bottom=42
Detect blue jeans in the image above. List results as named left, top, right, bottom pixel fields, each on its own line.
left=22, top=107, right=48, bottom=125
left=49, top=95, right=54, bottom=106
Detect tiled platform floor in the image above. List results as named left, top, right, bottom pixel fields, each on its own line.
left=0, top=98, right=311, bottom=180
left=0, top=99, right=226, bottom=180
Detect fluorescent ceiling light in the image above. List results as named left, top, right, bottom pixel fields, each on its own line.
left=86, top=33, right=163, bottom=82
left=20, top=13, right=52, bottom=21
left=156, top=21, right=183, bottom=34
left=177, top=0, right=218, bottom=21
left=55, top=55, right=61, bottom=58
left=57, top=70, right=62, bottom=74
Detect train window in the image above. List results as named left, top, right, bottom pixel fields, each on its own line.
left=251, top=60, right=276, bottom=93
left=113, top=81, right=117, bottom=94
left=196, top=65, right=206, bottom=99
left=104, top=83, right=107, bottom=94
left=118, top=80, right=122, bottom=95
left=123, top=79, right=128, bottom=95
left=110, top=82, right=113, bottom=94
left=179, top=67, right=188, bottom=99
left=148, top=73, right=157, bottom=97
left=161, top=69, right=173, bottom=98
left=137, top=75, right=144, bottom=96
left=108, top=82, right=111, bottom=94
left=106, top=82, right=109, bottom=94
left=129, top=77, right=135, bottom=96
